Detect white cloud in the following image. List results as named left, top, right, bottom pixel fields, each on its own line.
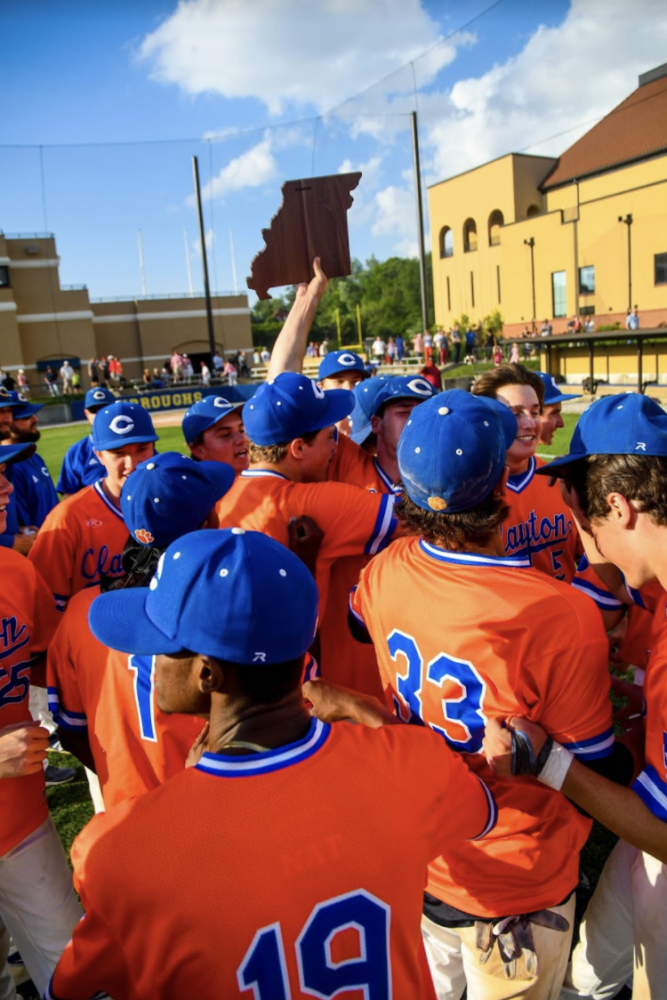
left=421, top=0, right=667, bottom=182
left=188, top=134, right=277, bottom=204
left=191, top=227, right=215, bottom=257
left=139, top=0, right=459, bottom=115
left=371, top=184, right=421, bottom=256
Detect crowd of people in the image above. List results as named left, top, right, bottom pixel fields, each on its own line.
left=1, top=258, right=666, bottom=999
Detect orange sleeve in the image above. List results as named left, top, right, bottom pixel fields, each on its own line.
left=46, top=614, right=88, bottom=734
left=285, top=482, right=396, bottom=561
left=47, top=906, right=130, bottom=1000
left=30, top=563, right=62, bottom=651
left=29, top=506, right=78, bottom=612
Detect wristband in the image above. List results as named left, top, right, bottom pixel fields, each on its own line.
left=634, top=668, right=645, bottom=686
left=537, top=741, right=574, bottom=791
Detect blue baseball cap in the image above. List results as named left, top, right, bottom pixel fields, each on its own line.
left=7, top=391, right=42, bottom=419
left=535, top=372, right=581, bottom=405
left=374, top=375, right=438, bottom=411
left=397, top=389, right=517, bottom=512
left=348, top=376, right=390, bottom=444
left=537, top=393, right=667, bottom=476
left=121, top=452, right=235, bottom=548
left=92, top=402, right=158, bottom=452
left=319, top=350, right=369, bottom=382
left=88, top=528, right=319, bottom=664
left=0, top=442, right=37, bottom=466
left=244, top=372, right=354, bottom=446
left=85, top=387, right=116, bottom=411
left=182, top=395, right=244, bottom=446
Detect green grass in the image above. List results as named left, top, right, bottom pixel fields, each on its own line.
left=39, top=424, right=190, bottom=484
left=46, top=752, right=95, bottom=862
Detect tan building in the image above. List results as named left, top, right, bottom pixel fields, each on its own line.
left=0, top=232, right=252, bottom=389
left=429, top=63, right=667, bottom=340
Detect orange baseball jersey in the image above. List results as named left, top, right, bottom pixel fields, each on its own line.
left=352, top=537, right=615, bottom=917
left=214, top=470, right=396, bottom=615
left=632, top=588, right=667, bottom=822
left=47, top=586, right=204, bottom=809
left=47, top=719, right=495, bottom=1000
left=0, top=548, right=60, bottom=857
left=502, top=456, right=581, bottom=581
left=29, top=480, right=129, bottom=612
left=321, top=437, right=399, bottom=697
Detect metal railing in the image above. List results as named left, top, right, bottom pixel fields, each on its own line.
left=90, top=290, right=246, bottom=303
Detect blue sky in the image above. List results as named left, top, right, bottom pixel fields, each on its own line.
left=2, top=0, right=666, bottom=302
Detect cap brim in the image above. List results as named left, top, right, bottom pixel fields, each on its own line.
left=88, top=588, right=183, bottom=656
left=11, top=403, right=43, bottom=418
left=0, top=442, right=37, bottom=466
left=196, top=402, right=245, bottom=439
left=534, top=453, right=584, bottom=476
left=350, top=420, right=373, bottom=445
left=546, top=392, right=582, bottom=404
left=307, top=388, right=355, bottom=433
left=94, top=432, right=159, bottom=450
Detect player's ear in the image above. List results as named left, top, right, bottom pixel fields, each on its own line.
left=370, top=413, right=382, bottom=435
left=190, top=441, right=205, bottom=461
left=606, top=492, right=635, bottom=528
left=290, top=437, right=306, bottom=461
left=198, top=655, right=224, bottom=695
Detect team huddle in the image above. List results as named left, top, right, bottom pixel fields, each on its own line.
left=1, top=263, right=667, bottom=1000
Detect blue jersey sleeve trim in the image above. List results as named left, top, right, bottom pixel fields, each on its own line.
left=632, top=766, right=667, bottom=823
left=571, top=578, right=624, bottom=610
left=47, top=687, right=88, bottom=732
left=44, top=977, right=110, bottom=1000
left=469, top=776, right=497, bottom=841
left=561, top=726, right=615, bottom=760
left=364, top=495, right=396, bottom=555
left=348, top=586, right=369, bottom=631
left=626, top=583, right=645, bottom=609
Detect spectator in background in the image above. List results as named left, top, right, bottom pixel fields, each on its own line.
left=71, top=370, right=81, bottom=391
left=151, top=369, right=164, bottom=389
left=238, top=352, right=251, bottom=379
left=465, top=325, right=476, bottom=359
left=484, top=331, right=495, bottom=360
left=160, top=363, right=171, bottom=385
left=423, top=330, right=433, bottom=364
left=386, top=337, right=398, bottom=364
left=372, top=335, right=386, bottom=363
left=411, top=331, right=424, bottom=361
left=420, top=360, right=442, bottom=391
left=540, top=319, right=552, bottom=336
left=59, top=360, right=74, bottom=395
left=98, top=356, right=110, bottom=387
left=509, top=342, right=520, bottom=364
left=584, top=316, right=596, bottom=333
left=438, top=332, right=449, bottom=364
left=260, top=346, right=270, bottom=364
left=108, top=356, right=123, bottom=385
left=142, top=368, right=152, bottom=387
left=450, top=323, right=462, bottom=364
left=395, top=334, right=405, bottom=362
left=306, top=342, right=316, bottom=358
left=170, top=349, right=184, bottom=382
left=626, top=306, right=640, bottom=330
left=44, top=367, right=59, bottom=396
left=223, top=359, right=237, bottom=386
left=182, top=354, right=194, bottom=383
left=433, top=330, right=443, bottom=360
left=318, top=340, right=329, bottom=358
left=88, top=357, right=99, bottom=386
left=212, top=350, right=224, bottom=375
left=17, top=369, right=30, bottom=395
left=493, top=342, right=503, bottom=366
left=253, top=349, right=261, bottom=366
left=200, top=361, right=211, bottom=386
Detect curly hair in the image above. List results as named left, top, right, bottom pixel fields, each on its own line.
left=248, top=429, right=321, bottom=466
left=395, top=489, right=510, bottom=550
left=562, top=453, right=667, bottom=526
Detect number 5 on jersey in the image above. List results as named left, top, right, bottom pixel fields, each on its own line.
left=237, top=889, right=391, bottom=999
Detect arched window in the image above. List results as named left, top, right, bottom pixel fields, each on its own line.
left=488, top=209, right=504, bottom=246
left=439, top=226, right=454, bottom=258
left=526, top=204, right=541, bottom=218
left=463, top=218, right=477, bottom=253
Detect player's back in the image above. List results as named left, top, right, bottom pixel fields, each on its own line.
left=54, top=720, right=492, bottom=999
left=353, top=535, right=615, bottom=916
left=502, top=456, right=580, bottom=581
left=29, top=481, right=128, bottom=609
left=48, top=587, right=203, bottom=808
left=57, top=434, right=104, bottom=494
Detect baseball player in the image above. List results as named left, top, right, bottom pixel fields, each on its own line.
left=0, top=387, right=32, bottom=555
left=317, top=348, right=370, bottom=392
left=472, top=363, right=582, bottom=582
left=181, top=394, right=248, bottom=474
left=534, top=372, right=581, bottom=447
left=29, top=401, right=157, bottom=611
left=56, top=386, right=116, bottom=496
left=319, top=374, right=438, bottom=697
left=47, top=529, right=495, bottom=1000
left=2, top=391, right=58, bottom=531
left=47, top=452, right=234, bottom=810
left=0, top=440, right=82, bottom=999
left=482, top=392, right=667, bottom=999
left=349, top=389, right=629, bottom=999
left=214, top=372, right=397, bottom=626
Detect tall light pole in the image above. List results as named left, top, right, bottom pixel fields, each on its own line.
left=192, top=155, right=217, bottom=362
left=618, top=214, right=633, bottom=313
left=410, top=111, right=429, bottom=334
left=524, top=237, right=536, bottom=330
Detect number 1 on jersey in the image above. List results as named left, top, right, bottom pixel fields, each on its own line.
left=127, top=655, right=157, bottom=742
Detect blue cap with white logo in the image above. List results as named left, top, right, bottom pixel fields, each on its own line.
left=92, top=402, right=158, bottom=452
left=85, top=387, right=116, bottom=411
left=7, top=391, right=42, bottom=419
left=244, top=372, right=354, bottom=446
left=348, top=376, right=390, bottom=444
left=0, top=442, right=37, bottom=466
left=398, top=389, right=517, bottom=512
left=182, top=395, right=244, bottom=446
left=375, top=375, right=439, bottom=410
left=319, top=350, right=368, bottom=381
left=88, top=528, right=319, bottom=664
left=121, top=452, right=235, bottom=548
left=535, top=372, right=581, bottom=405
left=537, top=393, right=667, bottom=476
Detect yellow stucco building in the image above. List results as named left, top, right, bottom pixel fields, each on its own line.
left=428, top=63, right=667, bottom=342
left=0, top=232, right=252, bottom=389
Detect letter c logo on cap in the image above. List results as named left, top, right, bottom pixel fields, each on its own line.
left=213, top=397, right=228, bottom=409
left=337, top=353, right=357, bottom=367
left=109, top=415, right=135, bottom=435
left=407, top=378, right=434, bottom=396
left=311, top=382, right=325, bottom=400
left=93, top=390, right=106, bottom=400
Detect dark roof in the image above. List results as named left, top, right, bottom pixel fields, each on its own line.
left=541, top=72, right=667, bottom=190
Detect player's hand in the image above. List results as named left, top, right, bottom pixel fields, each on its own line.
left=288, top=516, right=324, bottom=577
left=296, top=257, right=328, bottom=304
left=185, top=722, right=209, bottom=768
left=303, top=678, right=352, bottom=723
left=0, top=721, right=50, bottom=778
left=482, top=718, right=513, bottom=776
left=13, top=531, right=36, bottom=556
